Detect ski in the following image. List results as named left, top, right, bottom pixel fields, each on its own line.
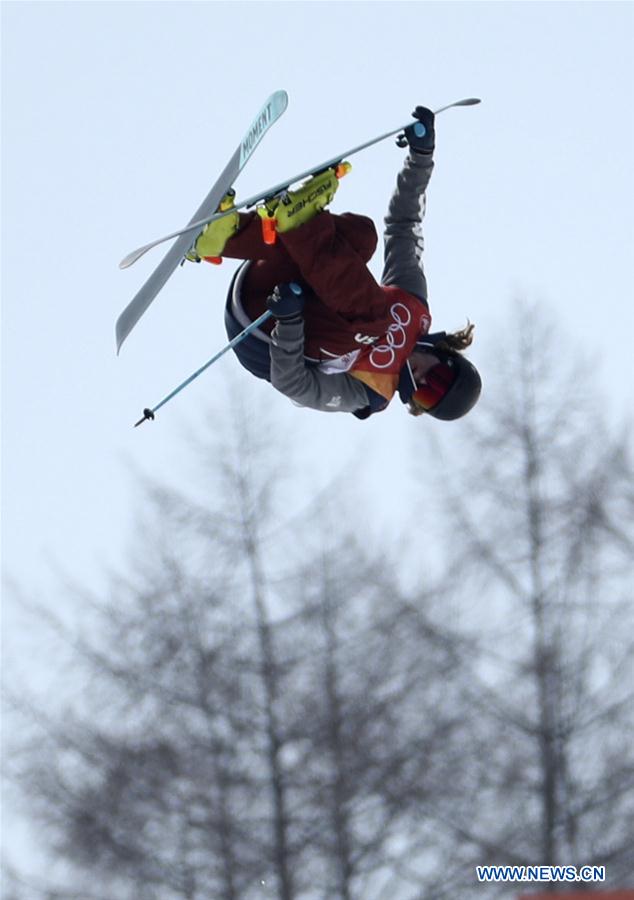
left=119, top=98, right=481, bottom=274
left=115, top=90, right=288, bottom=353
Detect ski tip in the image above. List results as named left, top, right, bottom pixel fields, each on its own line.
left=115, top=320, right=127, bottom=354
left=119, top=248, right=143, bottom=269
left=434, top=98, right=482, bottom=116
left=272, top=90, right=289, bottom=113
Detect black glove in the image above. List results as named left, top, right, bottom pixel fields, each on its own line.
left=397, top=106, right=435, bottom=155
left=266, top=282, right=305, bottom=321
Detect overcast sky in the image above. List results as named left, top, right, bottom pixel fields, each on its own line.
left=2, top=0, right=633, bottom=875
left=4, top=0, right=634, bottom=609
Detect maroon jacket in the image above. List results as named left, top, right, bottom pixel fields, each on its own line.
left=221, top=209, right=427, bottom=363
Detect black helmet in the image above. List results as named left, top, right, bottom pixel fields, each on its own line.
left=398, top=332, right=482, bottom=420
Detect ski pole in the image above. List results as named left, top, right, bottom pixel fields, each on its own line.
left=134, top=309, right=273, bottom=427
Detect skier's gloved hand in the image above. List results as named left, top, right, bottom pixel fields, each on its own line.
left=266, top=283, right=305, bottom=322
left=403, top=106, right=435, bottom=155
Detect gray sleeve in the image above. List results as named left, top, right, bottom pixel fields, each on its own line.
left=381, top=152, right=434, bottom=301
left=269, top=319, right=370, bottom=413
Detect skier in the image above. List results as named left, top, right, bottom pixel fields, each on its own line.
left=188, top=106, right=481, bottom=420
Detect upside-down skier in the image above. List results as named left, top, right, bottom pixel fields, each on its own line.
left=187, top=106, right=481, bottom=421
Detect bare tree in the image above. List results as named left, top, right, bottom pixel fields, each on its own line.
left=407, top=301, right=634, bottom=893
left=271, top=517, right=475, bottom=900
left=5, top=399, right=305, bottom=898
left=6, top=304, right=632, bottom=900
left=5, top=397, right=467, bottom=900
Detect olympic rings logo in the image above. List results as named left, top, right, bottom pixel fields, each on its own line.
left=368, top=303, right=413, bottom=369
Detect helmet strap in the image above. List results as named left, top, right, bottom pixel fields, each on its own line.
left=398, top=358, right=418, bottom=404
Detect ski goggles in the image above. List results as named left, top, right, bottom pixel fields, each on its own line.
left=410, top=362, right=456, bottom=412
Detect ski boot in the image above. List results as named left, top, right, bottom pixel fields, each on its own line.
left=184, top=190, right=239, bottom=264
left=257, top=163, right=351, bottom=243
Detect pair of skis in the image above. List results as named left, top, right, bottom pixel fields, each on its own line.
left=116, top=90, right=289, bottom=353
left=116, top=92, right=480, bottom=355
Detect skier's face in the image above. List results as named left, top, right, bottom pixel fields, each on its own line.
left=409, top=350, right=441, bottom=386
left=407, top=350, right=457, bottom=414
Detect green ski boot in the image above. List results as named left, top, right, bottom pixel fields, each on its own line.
left=259, top=164, right=350, bottom=239
left=184, top=190, right=239, bottom=263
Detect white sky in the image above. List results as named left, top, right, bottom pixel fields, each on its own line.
left=2, top=0, right=634, bottom=885
left=3, top=0, right=633, bottom=604
left=1, top=0, right=633, bottom=628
